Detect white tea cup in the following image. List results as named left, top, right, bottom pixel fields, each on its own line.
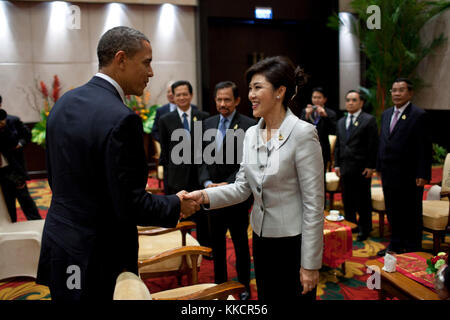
left=329, top=210, right=340, bottom=217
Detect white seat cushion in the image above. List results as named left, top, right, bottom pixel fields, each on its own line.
left=326, top=172, right=340, bottom=192
left=138, top=231, right=202, bottom=273
left=371, top=187, right=385, bottom=211
left=423, top=200, right=449, bottom=230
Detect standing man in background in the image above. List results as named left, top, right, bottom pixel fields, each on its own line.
left=0, top=95, right=41, bottom=222
left=199, top=81, right=256, bottom=300
left=377, top=78, right=431, bottom=256
left=334, top=90, right=378, bottom=241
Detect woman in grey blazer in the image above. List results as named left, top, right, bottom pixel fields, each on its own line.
left=185, top=56, right=324, bottom=300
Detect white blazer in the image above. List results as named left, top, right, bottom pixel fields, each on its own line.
left=205, top=108, right=324, bottom=270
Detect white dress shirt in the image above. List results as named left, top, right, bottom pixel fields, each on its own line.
left=176, top=106, right=192, bottom=131
left=346, top=108, right=362, bottom=129
left=390, top=101, right=410, bottom=127
left=95, top=73, right=125, bottom=103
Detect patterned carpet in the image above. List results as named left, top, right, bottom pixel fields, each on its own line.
left=1, top=170, right=449, bottom=300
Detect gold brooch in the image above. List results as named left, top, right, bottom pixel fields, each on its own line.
left=278, top=134, right=284, bottom=141
left=354, top=121, right=359, bottom=127
left=401, top=115, right=406, bottom=120
left=193, top=116, right=197, bottom=121
left=234, top=124, right=238, bottom=130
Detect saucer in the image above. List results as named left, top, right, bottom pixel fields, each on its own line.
left=326, top=215, right=344, bottom=222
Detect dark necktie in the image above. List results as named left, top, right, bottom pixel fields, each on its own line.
left=346, top=114, right=354, bottom=138
left=182, top=113, right=189, bottom=132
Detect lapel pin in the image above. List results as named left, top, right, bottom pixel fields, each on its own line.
left=278, top=134, right=284, bottom=141
left=354, top=121, right=359, bottom=127
left=234, top=124, right=238, bottom=130
left=401, top=115, right=406, bottom=120
left=193, top=116, right=197, bottom=122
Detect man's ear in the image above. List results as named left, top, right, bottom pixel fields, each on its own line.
left=114, top=50, right=127, bottom=69
left=235, top=97, right=241, bottom=106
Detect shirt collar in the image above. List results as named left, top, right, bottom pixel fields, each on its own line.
left=220, top=110, right=236, bottom=124
left=348, top=108, right=362, bottom=119
left=169, top=103, right=177, bottom=112
left=394, top=101, right=410, bottom=114
left=95, top=73, right=125, bottom=103
left=177, top=106, right=192, bottom=119
left=254, top=108, right=297, bottom=151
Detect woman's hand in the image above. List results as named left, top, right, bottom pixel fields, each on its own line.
left=300, top=267, right=319, bottom=295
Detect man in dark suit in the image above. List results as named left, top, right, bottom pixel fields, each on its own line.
left=0, top=97, right=41, bottom=222
left=151, top=82, right=197, bottom=142
left=36, top=26, right=199, bottom=300
left=334, top=90, right=378, bottom=241
left=377, top=78, right=431, bottom=256
left=198, top=81, right=255, bottom=300
left=159, top=80, right=210, bottom=245
left=301, top=87, right=337, bottom=171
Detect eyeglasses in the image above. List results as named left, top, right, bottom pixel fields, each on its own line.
left=390, top=88, right=408, bottom=93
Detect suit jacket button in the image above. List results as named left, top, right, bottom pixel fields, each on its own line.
left=259, top=165, right=264, bottom=170
left=260, top=206, right=264, bottom=211
left=257, top=187, right=261, bottom=193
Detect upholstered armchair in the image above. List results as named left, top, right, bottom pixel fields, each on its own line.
left=138, top=221, right=212, bottom=285
left=114, top=271, right=245, bottom=300
left=423, top=153, right=450, bottom=253
left=146, top=139, right=164, bottom=193
left=0, top=187, right=44, bottom=280
left=326, top=135, right=341, bottom=209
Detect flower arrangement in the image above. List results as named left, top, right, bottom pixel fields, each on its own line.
left=31, top=75, right=61, bottom=147
left=426, top=252, right=448, bottom=274
left=123, top=90, right=160, bottom=134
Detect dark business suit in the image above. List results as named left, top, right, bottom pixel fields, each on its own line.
left=0, top=115, right=41, bottom=222
left=159, top=108, right=210, bottom=245
left=335, top=111, right=378, bottom=235
left=36, top=76, right=181, bottom=300
left=198, top=112, right=255, bottom=290
left=301, top=107, right=337, bottom=169
left=151, top=103, right=198, bottom=142
left=377, top=103, right=431, bottom=252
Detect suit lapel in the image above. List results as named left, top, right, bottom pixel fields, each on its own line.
left=389, top=103, right=412, bottom=137
left=347, top=112, right=365, bottom=142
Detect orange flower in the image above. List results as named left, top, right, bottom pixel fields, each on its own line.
left=40, top=81, right=48, bottom=98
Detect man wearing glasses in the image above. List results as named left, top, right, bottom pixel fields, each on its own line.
left=376, top=78, right=432, bottom=256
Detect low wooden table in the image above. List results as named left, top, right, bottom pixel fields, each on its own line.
left=366, top=252, right=439, bottom=300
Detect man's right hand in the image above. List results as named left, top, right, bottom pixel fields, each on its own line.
left=334, top=167, right=341, bottom=177
left=177, top=190, right=200, bottom=219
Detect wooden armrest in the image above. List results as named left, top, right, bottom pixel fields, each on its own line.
left=138, top=221, right=197, bottom=236
left=138, top=246, right=212, bottom=268
left=152, top=281, right=246, bottom=300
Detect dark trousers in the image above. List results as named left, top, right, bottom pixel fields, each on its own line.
left=382, top=179, right=423, bottom=253
left=210, top=205, right=250, bottom=290
left=341, top=172, right=373, bottom=235
left=0, top=172, right=41, bottom=222
left=252, top=232, right=317, bottom=301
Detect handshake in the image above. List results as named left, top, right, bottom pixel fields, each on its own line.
left=176, top=189, right=209, bottom=219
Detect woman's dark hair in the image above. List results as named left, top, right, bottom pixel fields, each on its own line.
left=311, top=87, right=327, bottom=98
left=245, top=56, right=308, bottom=110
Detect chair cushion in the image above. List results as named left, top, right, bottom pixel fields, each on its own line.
left=151, top=283, right=235, bottom=300
left=114, top=272, right=152, bottom=300
left=138, top=231, right=202, bottom=273
left=371, top=187, right=385, bottom=211
left=423, top=200, right=449, bottom=230
left=326, top=172, right=340, bottom=192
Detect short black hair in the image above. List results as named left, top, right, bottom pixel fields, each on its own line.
left=172, top=80, right=193, bottom=95
left=214, top=81, right=239, bottom=99
left=345, top=90, right=365, bottom=102
left=393, top=78, right=413, bottom=91
left=311, top=87, right=327, bottom=98
left=97, top=26, right=150, bottom=69
left=0, top=109, right=7, bottom=121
